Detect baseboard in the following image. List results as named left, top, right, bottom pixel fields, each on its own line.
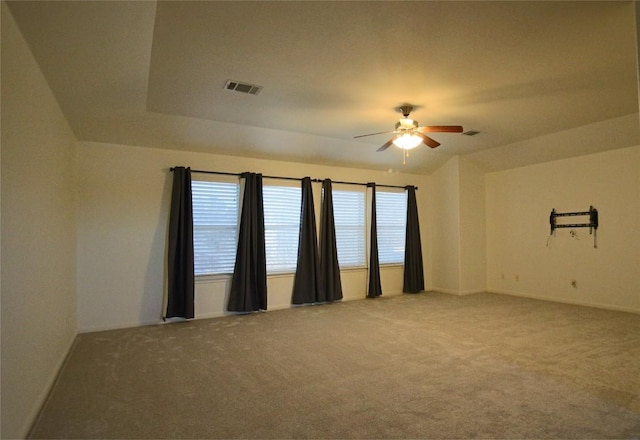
left=79, top=318, right=168, bottom=333
left=489, top=289, right=640, bottom=315
left=25, top=333, right=77, bottom=439
left=79, top=289, right=482, bottom=333
left=430, top=288, right=485, bottom=296
left=382, top=290, right=404, bottom=297
left=84, top=293, right=403, bottom=332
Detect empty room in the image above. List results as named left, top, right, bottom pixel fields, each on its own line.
left=2, top=1, right=639, bottom=438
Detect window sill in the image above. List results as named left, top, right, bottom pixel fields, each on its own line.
left=340, top=265, right=367, bottom=272
left=267, top=270, right=296, bottom=278
left=195, top=273, right=232, bottom=283
left=195, top=263, right=403, bottom=283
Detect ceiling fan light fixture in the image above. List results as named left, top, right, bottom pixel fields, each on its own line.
left=392, top=133, right=423, bottom=150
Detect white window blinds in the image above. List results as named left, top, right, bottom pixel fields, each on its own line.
left=263, top=185, right=301, bottom=273
left=376, top=190, right=407, bottom=264
left=191, top=180, right=239, bottom=275
left=332, top=189, right=366, bottom=267
left=191, top=177, right=409, bottom=276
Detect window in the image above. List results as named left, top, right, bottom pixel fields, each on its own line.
left=376, top=190, right=407, bottom=264
left=263, top=185, right=301, bottom=273
left=192, top=180, right=239, bottom=275
left=191, top=177, right=408, bottom=276
left=332, top=189, right=365, bottom=267
left=192, top=180, right=302, bottom=276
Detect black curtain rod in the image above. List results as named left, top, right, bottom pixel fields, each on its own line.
left=170, top=167, right=416, bottom=190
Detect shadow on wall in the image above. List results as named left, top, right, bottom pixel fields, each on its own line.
left=143, top=168, right=173, bottom=324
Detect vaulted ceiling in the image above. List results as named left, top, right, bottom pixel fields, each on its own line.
left=7, top=1, right=640, bottom=174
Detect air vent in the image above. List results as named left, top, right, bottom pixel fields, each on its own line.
left=463, top=130, right=480, bottom=136
left=224, top=80, right=262, bottom=95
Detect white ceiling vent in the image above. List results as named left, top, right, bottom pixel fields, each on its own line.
left=224, top=80, right=262, bottom=95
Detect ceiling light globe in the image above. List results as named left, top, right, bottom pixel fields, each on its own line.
left=393, top=133, right=423, bottom=150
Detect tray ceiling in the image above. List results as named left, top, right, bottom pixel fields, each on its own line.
left=7, top=1, right=640, bottom=173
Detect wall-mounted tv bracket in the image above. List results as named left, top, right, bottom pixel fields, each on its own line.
left=549, top=206, right=598, bottom=248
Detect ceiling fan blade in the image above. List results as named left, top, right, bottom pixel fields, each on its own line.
left=354, top=130, right=394, bottom=139
left=422, top=125, right=464, bottom=133
left=418, top=133, right=441, bottom=149
left=377, top=138, right=396, bottom=152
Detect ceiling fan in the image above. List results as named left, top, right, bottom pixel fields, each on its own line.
left=354, top=104, right=463, bottom=152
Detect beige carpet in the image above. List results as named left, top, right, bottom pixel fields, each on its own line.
left=30, top=292, right=640, bottom=439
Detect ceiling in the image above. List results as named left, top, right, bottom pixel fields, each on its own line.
left=6, top=1, right=640, bottom=174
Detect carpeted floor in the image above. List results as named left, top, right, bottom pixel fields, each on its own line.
left=30, top=292, right=640, bottom=439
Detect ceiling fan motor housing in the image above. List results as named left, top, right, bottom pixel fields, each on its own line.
left=398, top=105, right=414, bottom=118
left=395, top=118, right=419, bottom=131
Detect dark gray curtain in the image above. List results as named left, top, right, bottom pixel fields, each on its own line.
left=292, top=177, right=322, bottom=304
left=403, top=186, right=424, bottom=293
left=319, top=179, right=343, bottom=302
left=166, top=166, right=195, bottom=319
left=367, top=182, right=382, bottom=298
left=228, top=173, right=267, bottom=312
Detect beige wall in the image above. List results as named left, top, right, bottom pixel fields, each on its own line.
left=427, top=156, right=487, bottom=295
left=76, top=141, right=430, bottom=332
left=486, top=146, right=640, bottom=313
left=1, top=5, right=78, bottom=438
left=428, top=156, right=462, bottom=293
left=459, top=157, right=487, bottom=294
